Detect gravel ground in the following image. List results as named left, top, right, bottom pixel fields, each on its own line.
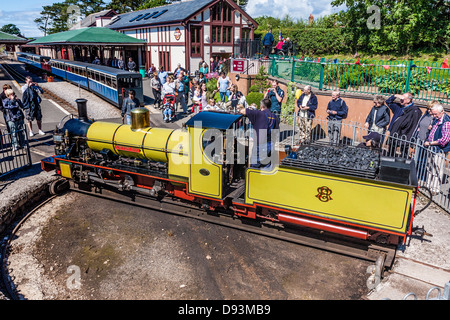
left=396, top=195, right=450, bottom=269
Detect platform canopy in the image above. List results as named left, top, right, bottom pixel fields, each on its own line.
left=27, top=27, right=145, bottom=46
left=0, top=31, right=30, bottom=45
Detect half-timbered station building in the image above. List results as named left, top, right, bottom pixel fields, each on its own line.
left=107, top=0, right=258, bottom=72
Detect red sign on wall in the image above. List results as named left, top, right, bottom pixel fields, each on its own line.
left=232, top=59, right=245, bottom=73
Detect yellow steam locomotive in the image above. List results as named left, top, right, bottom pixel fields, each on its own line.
left=41, top=100, right=420, bottom=271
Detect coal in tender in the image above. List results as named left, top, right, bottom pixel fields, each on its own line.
left=286, top=144, right=380, bottom=177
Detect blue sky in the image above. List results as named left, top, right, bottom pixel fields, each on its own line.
left=0, top=0, right=344, bottom=38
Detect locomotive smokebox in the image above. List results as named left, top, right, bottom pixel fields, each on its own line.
left=131, top=107, right=150, bottom=130
left=76, top=98, right=88, bottom=122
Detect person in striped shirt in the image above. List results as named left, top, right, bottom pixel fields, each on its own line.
left=424, top=103, right=450, bottom=194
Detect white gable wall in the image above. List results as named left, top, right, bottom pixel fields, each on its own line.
left=114, top=0, right=256, bottom=73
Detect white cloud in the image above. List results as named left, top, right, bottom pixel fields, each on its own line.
left=246, top=0, right=343, bottom=20
left=0, top=10, right=43, bottom=38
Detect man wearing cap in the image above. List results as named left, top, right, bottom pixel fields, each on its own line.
left=424, top=103, right=450, bottom=194
left=264, top=79, right=284, bottom=116
left=386, top=92, right=422, bottom=157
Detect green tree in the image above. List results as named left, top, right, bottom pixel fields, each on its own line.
left=34, top=15, right=50, bottom=36
left=107, top=0, right=149, bottom=13
left=139, top=0, right=167, bottom=10
left=78, top=0, right=107, bottom=15
left=331, top=0, right=450, bottom=54
left=37, top=2, right=72, bottom=34
left=0, top=24, right=22, bottom=36
left=34, top=0, right=109, bottom=35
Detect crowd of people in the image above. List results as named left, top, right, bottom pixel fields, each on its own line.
left=2, top=57, right=449, bottom=193
left=262, top=29, right=294, bottom=58
left=294, top=85, right=450, bottom=194
left=91, top=55, right=137, bottom=72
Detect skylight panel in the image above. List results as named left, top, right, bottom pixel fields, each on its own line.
left=145, top=12, right=158, bottom=19
left=137, top=12, right=153, bottom=21
left=152, top=9, right=168, bottom=18
left=129, top=14, right=143, bottom=22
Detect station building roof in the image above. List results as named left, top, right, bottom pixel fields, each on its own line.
left=0, top=31, right=30, bottom=44
left=107, top=0, right=216, bottom=30
left=28, top=27, right=146, bottom=46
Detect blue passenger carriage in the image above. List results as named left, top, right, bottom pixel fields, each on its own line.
left=49, top=59, right=67, bottom=79
left=86, top=64, right=143, bottom=108
left=63, top=60, right=90, bottom=89
left=18, top=52, right=144, bottom=109
left=17, top=52, right=51, bottom=70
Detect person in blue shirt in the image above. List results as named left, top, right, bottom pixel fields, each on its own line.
left=121, top=90, right=140, bottom=125
left=175, top=73, right=187, bottom=114
left=326, top=91, right=348, bottom=145
left=173, top=63, right=187, bottom=78
left=264, top=80, right=284, bottom=116
left=158, top=66, right=168, bottom=85
left=262, top=29, right=274, bottom=59
left=217, top=72, right=231, bottom=102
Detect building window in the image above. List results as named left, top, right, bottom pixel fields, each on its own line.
left=223, top=26, right=232, bottom=43
left=211, top=1, right=232, bottom=22
left=241, top=28, right=251, bottom=39
left=211, top=3, right=222, bottom=21
left=191, top=26, right=201, bottom=57
left=212, top=26, right=232, bottom=44
left=159, top=51, right=170, bottom=71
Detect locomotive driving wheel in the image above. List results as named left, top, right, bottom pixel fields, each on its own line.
left=49, top=178, right=70, bottom=195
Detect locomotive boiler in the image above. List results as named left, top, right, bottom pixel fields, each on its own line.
left=41, top=100, right=421, bottom=273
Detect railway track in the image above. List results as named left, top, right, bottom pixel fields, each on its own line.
left=0, top=178, right=395, bottom=299
left=0, top=62, right=76, bottom=115
left=0, top=195, right=58, bottom=300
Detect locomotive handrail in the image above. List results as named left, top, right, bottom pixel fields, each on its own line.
left=57, top=114, right=75, bottom=130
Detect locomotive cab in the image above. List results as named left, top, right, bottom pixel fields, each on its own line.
left=184, top=111, right=248, bottom=200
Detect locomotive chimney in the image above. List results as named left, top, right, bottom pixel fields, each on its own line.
left=76, top=98, right=89, bottom=122
left=130, top=107, right=150, bottom=130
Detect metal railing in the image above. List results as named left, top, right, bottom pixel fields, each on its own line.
left=269, top=57, right=450, bottom=104
left=0, top=127, right=32, bottom=179
left=233, top=39, right=263, bottom=59
left=384, top=281, right=450, bottom=300
left=274, top=113, right=450, bottom=213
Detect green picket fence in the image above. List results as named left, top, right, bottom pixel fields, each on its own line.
left=269, top=56, right=450, bottom=104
